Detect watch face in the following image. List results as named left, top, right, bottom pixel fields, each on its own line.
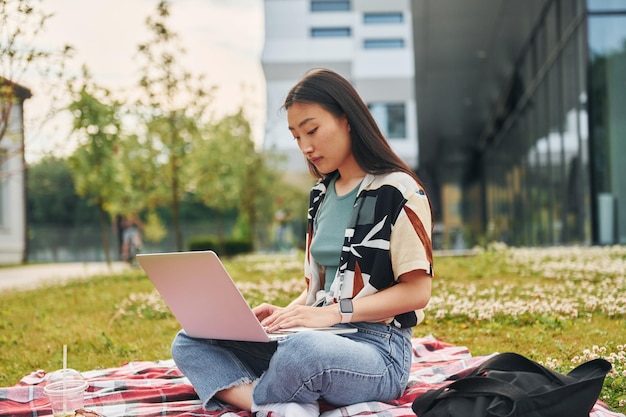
left=340, top=298, right=354, bottom=314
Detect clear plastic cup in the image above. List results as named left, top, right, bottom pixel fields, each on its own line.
left=44, top=368, right=88, bottom=417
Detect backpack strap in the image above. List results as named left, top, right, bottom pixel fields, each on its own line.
left=463, top=352, right=566, bottom=384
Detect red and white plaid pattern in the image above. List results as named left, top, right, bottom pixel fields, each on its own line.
left=1, top=336, right=623, bottom=417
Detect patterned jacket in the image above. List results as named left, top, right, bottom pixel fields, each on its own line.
left=304, top=171, right=433, bottom=328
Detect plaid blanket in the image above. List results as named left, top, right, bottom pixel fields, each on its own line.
left=1, top=336, right=623, bottom=417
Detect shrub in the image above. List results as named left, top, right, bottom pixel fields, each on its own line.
left=187, top=235, right=252, bottom=256
left=187, top=235, right=218, bottom=252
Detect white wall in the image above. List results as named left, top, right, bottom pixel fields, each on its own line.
left=0, top=104, right=26, bottom=264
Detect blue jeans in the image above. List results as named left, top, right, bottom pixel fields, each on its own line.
left=171, top=322, right=413, bottom=410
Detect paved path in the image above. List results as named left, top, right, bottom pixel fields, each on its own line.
left=0, top=262, right=133, bottom=293
left=0, top=249, right=477, bottom=294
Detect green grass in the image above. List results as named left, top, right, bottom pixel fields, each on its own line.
left=1, top=247, right=625, bottom=412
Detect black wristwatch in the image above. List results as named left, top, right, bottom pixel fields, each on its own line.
left=339, top=298, right=354, bottom=323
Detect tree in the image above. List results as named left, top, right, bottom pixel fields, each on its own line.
left=67, top=74, right=124, bottom=264
left=135, top=0, right=213, bottom=251
left=0, top=0, right=73, bottom=156
left=190, top=111, right=253, bottom=243
left=26, top=156, right=93, bottom=225
left=26, top=156, right=102, bottom=261
left=190, top=110, right=306, bottom=250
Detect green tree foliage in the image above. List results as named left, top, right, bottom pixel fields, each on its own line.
left=22, top=0, right=306, bottom=259
left=113, top=133, right=164, bottom=215
left=26, top=156, right=97, bottom=225
left=67, top=75, right=123, bottom=264
left=190, top=110, right=307, bottom=249
left=191, top=112, right=252, bottom=211
left=112, top=132, right=169, bottom=245
left=135, top=0, right=212, bottom=251
left=190, top=110, right=255, bottom=242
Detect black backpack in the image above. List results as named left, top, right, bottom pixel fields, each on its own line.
left=411, top=352, right=611, bottom=417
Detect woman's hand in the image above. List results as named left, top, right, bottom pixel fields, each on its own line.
left=255, top=303, right=340, bottom=333
left=253, top=303, right=283, bottom=324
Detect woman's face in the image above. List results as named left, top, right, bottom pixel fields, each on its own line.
left=287, top=102, right=355, bottom=175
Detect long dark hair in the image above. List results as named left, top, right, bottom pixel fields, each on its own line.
left=283, top=68, right=428, bottom=190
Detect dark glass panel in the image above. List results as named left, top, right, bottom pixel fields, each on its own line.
left=311, top=0, right=350, bottom=12
left=363, top=12, right=403, bottom=24
left=588, top=15, right=626, bottom=243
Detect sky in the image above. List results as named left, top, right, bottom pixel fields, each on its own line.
left=21, top=0, right=266, bottom=163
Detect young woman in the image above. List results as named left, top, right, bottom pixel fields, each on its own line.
left=171, top=68, right=433, bottom=417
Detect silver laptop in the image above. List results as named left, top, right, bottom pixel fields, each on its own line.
left=136, top=250, right=356, bottom=342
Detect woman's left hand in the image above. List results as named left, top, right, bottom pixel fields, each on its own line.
left=260, top=304, right=340, bottom=333
left=253, top=303, right=283, bottom=323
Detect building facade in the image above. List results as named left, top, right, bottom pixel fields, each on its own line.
left=262, top=0, right=418, bottom=187
left=263, top=0, right=626, bottom=247
left=0, top=80, right=31, bottom=264
left=445, top=0, right=626, bottom=247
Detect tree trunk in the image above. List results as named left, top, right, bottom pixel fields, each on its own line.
left=172, top=174, right=183, bottom=251
left=170, top=117, right=184, bottom=252
left=98, top=204, right=111, bottom=265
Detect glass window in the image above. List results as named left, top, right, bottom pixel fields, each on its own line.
left=548, top=65, right=564, bottom=244
left=561, top=0, right=576, bottom=27
left=526, top=137, right=539, bottom=246
left=535, top=25, right=548, bottom=70
left=576, top=21, right=592, bottom=243
left=527, top=78, right=552, bottom=245
left=311, top=0, right=350, bottom=12
left=363, top=39, right=404, bottom=49
left=368, top=103, right=406, bottom=139
left=519, top=51, right=533, bottom=90
left=478, top=2, right=598, bottom=246
left=311, top=27, right=351, bottom=37
left=363, top=12, right=403, bottom=24
left=519, top=110, right=532, bottom=245
left=587, top=0, right=626, bottom=12
left=588, top=14, right=626, bottom=243
left=574, top=0, right=585, bottom=16
left=560, top=37, right=585, bottom=242
left=546, top=2, right=559, bottom=53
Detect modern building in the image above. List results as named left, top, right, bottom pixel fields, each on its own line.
left=262, top=0, right=418, bottom=187
left=262, top=0, right=626, bottom=247
left=0, top=79, right=31, bottom=264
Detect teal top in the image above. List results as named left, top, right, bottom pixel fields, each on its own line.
left=310, top=175, right=361, bottom=292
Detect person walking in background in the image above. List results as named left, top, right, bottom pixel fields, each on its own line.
left=120, top=214, right=144, bottom=264
left=273, top=199, right=292, bottom=252
left=171, top=68, right=434, bottom=417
